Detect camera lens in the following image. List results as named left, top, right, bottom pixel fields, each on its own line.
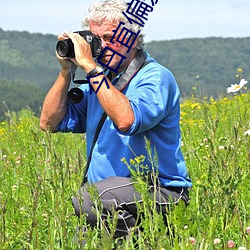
left=68, top=88, right=84, bottom=103
left=56, top=39, right=74, bottom=58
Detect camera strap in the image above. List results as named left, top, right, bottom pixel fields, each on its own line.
left=81, top=50, right=150, bottom=186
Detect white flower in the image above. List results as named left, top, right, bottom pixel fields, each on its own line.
left=189, top=237, right=196, bottom=245
left=227, top=79, right=248, bottom=93
left=238, top=247, right=246, bottom=250
left=214, top=238, right=221, bottom=244
left=244, top=130, right=250, bottom=136
left=20, top=207, right=25, bottom=214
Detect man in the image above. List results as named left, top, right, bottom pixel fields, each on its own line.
left=40, top=0, right=192, bottom=242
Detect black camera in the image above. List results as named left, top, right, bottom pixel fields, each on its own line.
left=56, top=30, right=102, bottom=58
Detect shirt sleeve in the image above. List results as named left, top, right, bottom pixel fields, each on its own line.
left=119, top=63, right=180, bottom=135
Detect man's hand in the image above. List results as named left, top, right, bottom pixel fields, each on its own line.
left=62, top=31, right=96, bottom=73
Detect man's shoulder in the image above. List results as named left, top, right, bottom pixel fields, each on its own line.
left=144, top=51, right=172, bottom=72
left=140, top=56, right=174, bottom=81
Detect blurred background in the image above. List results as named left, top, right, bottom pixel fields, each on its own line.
left=1, top=0, right=249, bottom=42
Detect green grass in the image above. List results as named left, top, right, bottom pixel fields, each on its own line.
left=0, top=93, right=249, bottom=249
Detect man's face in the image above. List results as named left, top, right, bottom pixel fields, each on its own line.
left=89, top=19, right=137, bottom=73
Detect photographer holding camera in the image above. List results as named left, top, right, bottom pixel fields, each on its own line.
left=40, top=0, right=192, bottom=244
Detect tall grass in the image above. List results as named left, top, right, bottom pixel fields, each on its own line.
left=0, top=93, right=249, bottom=249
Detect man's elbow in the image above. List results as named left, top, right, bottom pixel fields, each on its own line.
left=116, top=117, right=134, bottom=133
left=39, top=120, right=49, bottom=132
left=39, top=119, right=57, bottom=133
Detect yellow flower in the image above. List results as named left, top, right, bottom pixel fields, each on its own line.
left=191, top=103, right=201, bottom=109
left=130, top=159, right=135, bottom=165
left=237, top=67, right=243, bottom=73
left=135, top=157, right=141, bottom=164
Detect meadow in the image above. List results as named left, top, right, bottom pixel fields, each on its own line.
left=0, top=89, right=249, bottom=249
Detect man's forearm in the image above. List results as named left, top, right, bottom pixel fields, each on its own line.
left=40, top=70, right=71, bottom=132
left=89, top=74, right=135, bottom=132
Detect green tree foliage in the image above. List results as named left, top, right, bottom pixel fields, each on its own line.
left=0, top=28, right=60, bottom=90
left=0, top=28, right=249, bottom=119
left=0, top=80, right=46, bottom=121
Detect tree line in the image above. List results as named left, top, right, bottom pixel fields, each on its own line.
left=0, top=28, right=249, bottom=120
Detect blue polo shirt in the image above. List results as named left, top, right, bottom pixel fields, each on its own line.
left=57, top=53, right=192, bottom=188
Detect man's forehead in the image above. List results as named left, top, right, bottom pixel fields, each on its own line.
left=90, top=19, right=119, bottom=28
left=89, top=19, right=119, bottom=34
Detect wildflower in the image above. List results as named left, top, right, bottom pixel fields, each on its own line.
left=246, top=226, right=250, bottom=235
left=237, top=67, right=243, bottom=73
left=228, top=240, right=235, bottom=248
left=219, top=145, right=224, bottom=150
left=196, top=180, right=202, bottom=185
left=130, top=159, right=135, bottom=165
left=42, top=213, right=48, bottom=221
left=12, top=185, right=18, bottom=192
left=227, top=79, right=248, bottom=93
left=214, top=238, right=221, bottom=244
left=238, top=247, right=246, bottom=250
left=20, top=207, right=25, bottom=214
left=134, top=156, right=141, bottom=164
left=191, top=103, right=201, bottom=109
left=189, top=237, right=196, bottom=246
left=244, top=130, right=250, bottom=136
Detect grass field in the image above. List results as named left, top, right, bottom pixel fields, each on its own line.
left=0, top=90, right=249, bottom=249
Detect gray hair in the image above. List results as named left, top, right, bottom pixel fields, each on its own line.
left=82, top=0, right=145, bottom=49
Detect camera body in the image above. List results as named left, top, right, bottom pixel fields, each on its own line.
left=56, top=30, right=102, bottom=58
